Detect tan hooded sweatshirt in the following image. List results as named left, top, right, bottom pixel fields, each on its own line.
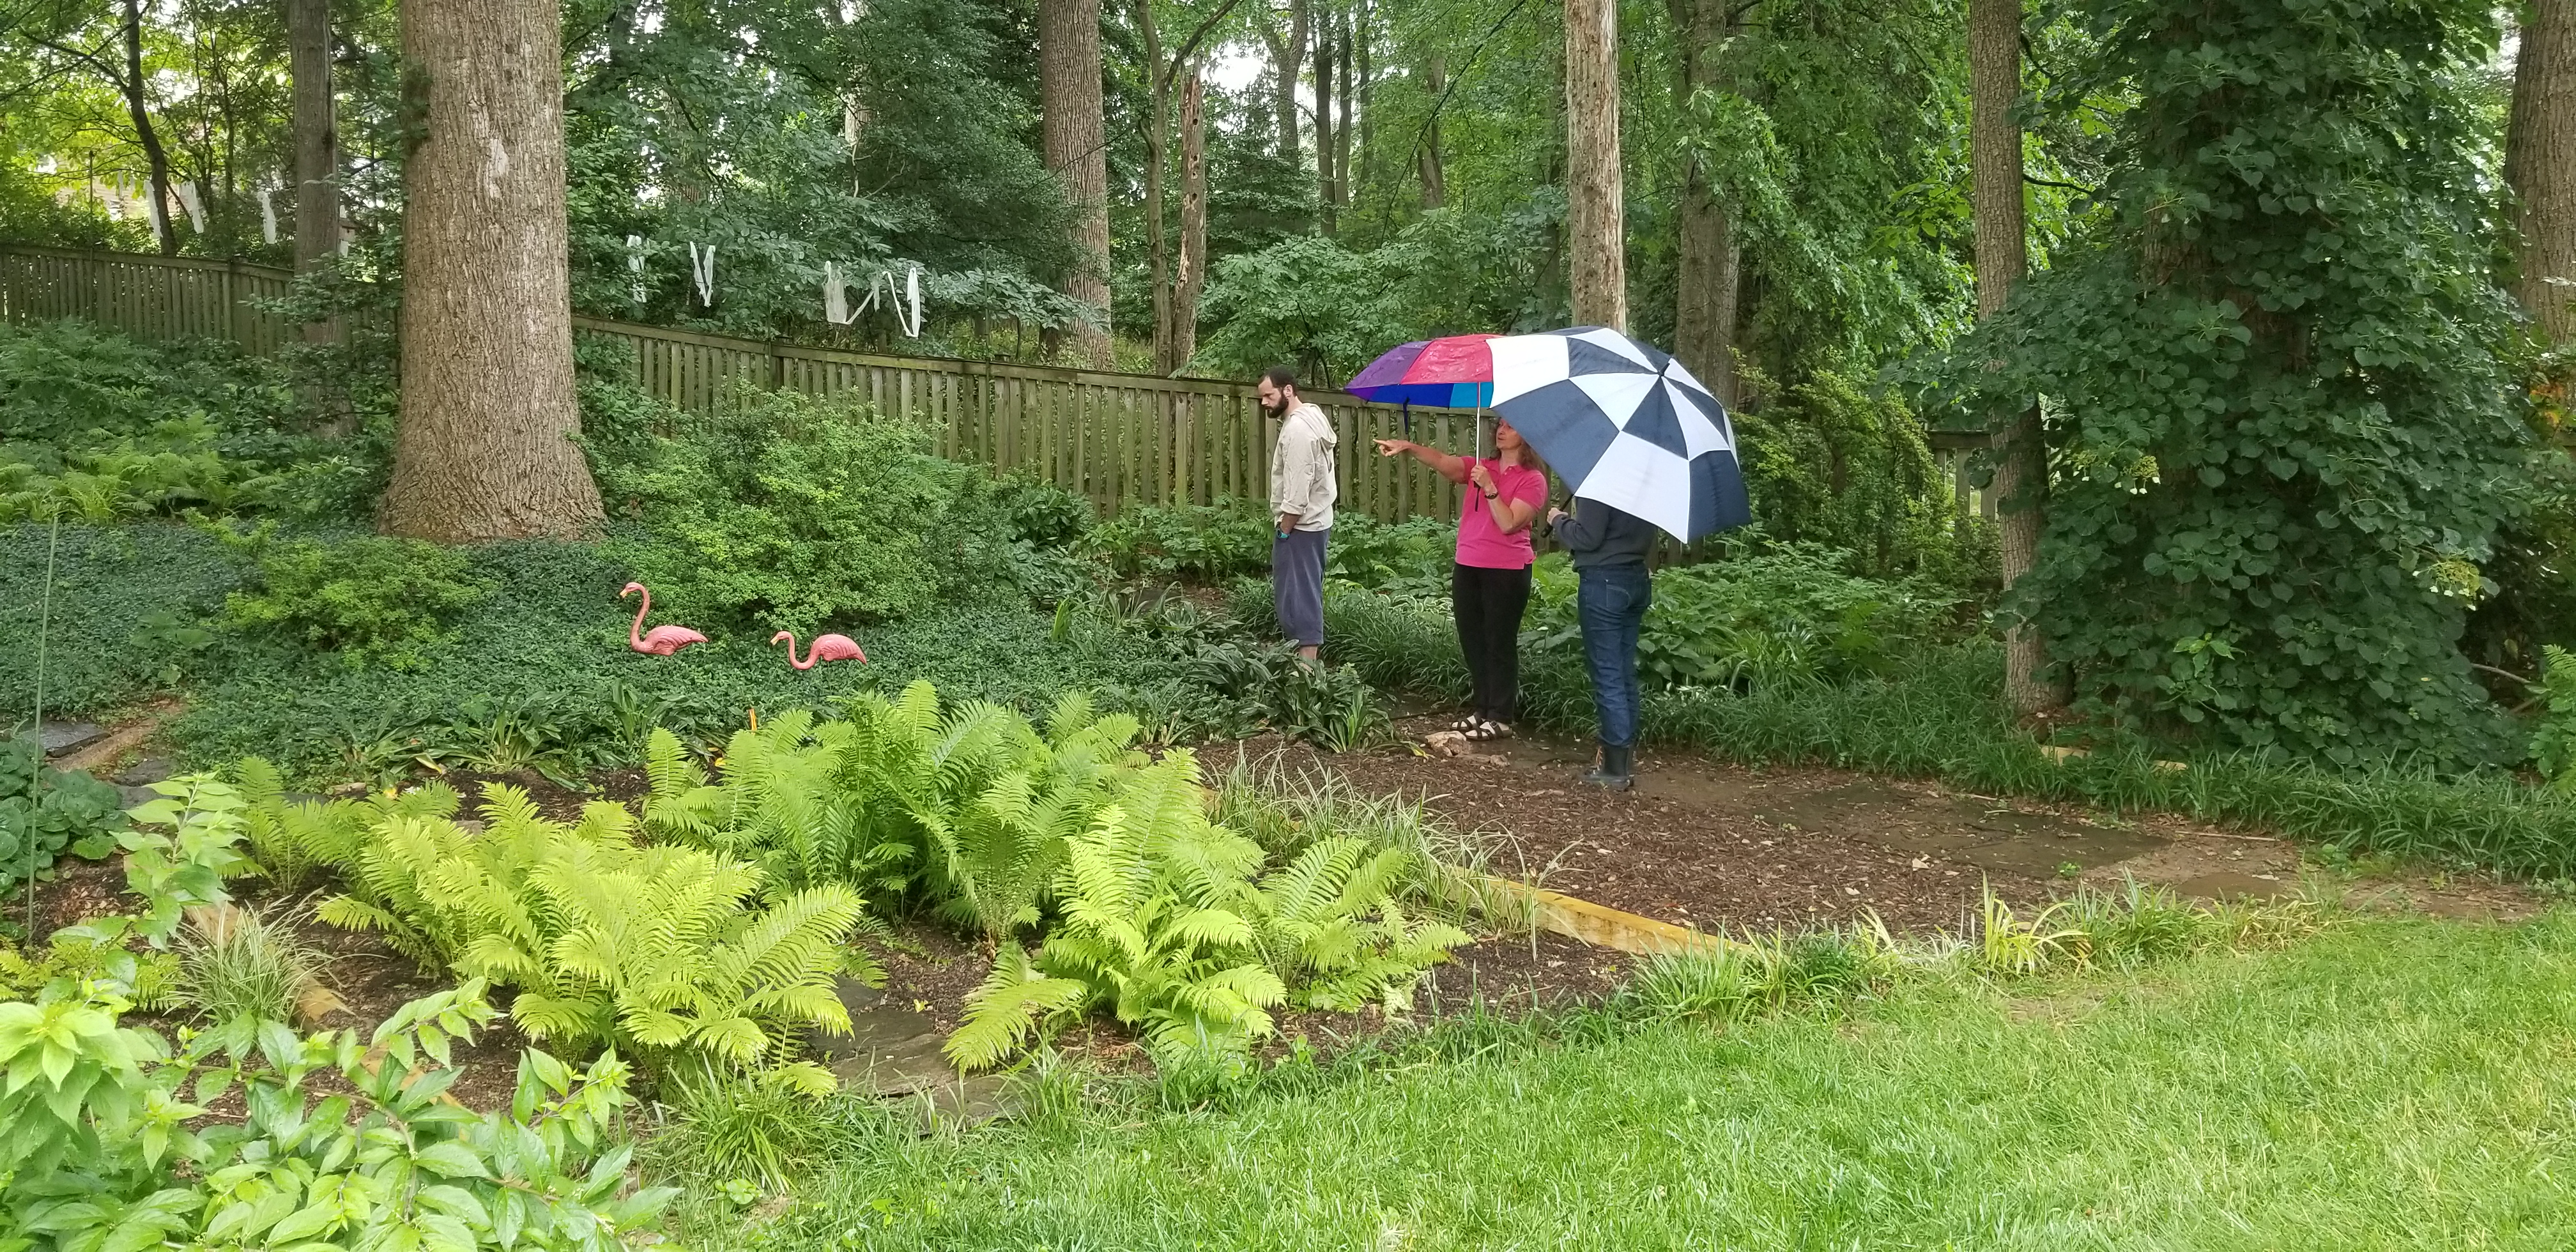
left=1268, top=401, right=1338, bottom=531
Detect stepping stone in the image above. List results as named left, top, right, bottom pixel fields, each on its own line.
left=36, top=722, right=103, bottom=756
left=118, top=785, right=158, bottom=809
left=116, top=758, right=174, bottom=786
left=827, top=1032, right=955, bottom=1097
left=2170, top=871, right=2285, bottom=902
left=911, top=1073, right=1023, bottom=1130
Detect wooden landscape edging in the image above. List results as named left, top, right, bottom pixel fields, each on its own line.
left=1471, top=873, right=1732, bottom=958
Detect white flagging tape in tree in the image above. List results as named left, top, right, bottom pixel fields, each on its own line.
left=824, top=261, right=852, bottom=324
left=852, top=265, right=924, bottom=337
left=687, top=242, right=717, bottom=307
left=627, top=235, right=647, bottom=305
left=259, top=183, right=279, bottom=245
left=174, top=180, right=206, bottom=234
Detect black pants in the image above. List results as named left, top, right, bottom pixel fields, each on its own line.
left=1452, top=563, right=1533, bottom=724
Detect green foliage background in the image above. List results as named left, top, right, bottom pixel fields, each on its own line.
left=1943, top=0, right=2531, bottom=767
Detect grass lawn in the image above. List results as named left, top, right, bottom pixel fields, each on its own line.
left=710, top=914, right=2576, bottom=1250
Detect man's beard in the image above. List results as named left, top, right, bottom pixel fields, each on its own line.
left=1262, top=396, right=1289, bottom=416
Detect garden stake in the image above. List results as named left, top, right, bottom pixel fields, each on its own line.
left=26, top=511, right=59, bottom=936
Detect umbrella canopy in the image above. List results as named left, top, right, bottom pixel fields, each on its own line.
left=1344, top=333, right=1499, bottom=408
left=1487, top=326, right=1752, bottom=544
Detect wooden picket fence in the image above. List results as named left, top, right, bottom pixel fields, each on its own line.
left=0, top=242, right=1476, bottom=523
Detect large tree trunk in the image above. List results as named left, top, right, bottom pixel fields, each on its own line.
left=1341, top=4, right=1360, bottom=202
left=2510, top=0, right=2576, bottom=345
left=1970, top=0, right=2058, bottom=715
left=286, top=0, right=346, bottom=412
left=1177, top=67, right=1208, bottom=371
left=1564, top=0, right=1625, bottom=328
left=1267, top=0, right=1307, bottom=164
left=1042, top=0, right=1116, bottom=367
left=1419, top=52, right=1446, bottom=208
left=1669, top=0, right=1738, bottom=404
left=382, top=0, right=602, bottom=542
left=1138, top=0, right=1174, bottom=374
left=288, top=0, right=337, bottom=270
left=1314, top=11, right=1337, bottom=235
left=120, top=0, right=177, bottom=255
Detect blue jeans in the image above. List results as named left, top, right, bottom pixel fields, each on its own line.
left=1576, top=563, right=1652, bottom=749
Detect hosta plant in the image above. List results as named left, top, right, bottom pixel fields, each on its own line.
left=0, top=979, right=675, bottom=1252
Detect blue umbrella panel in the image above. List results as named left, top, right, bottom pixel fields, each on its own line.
left=1485, top=326, right=1752, bottom=544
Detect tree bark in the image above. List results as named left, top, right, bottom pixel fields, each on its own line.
left=1419, top=52, right=1446, bottom=208
left=1343, top=1, right=1362, bottom=201
left=1314, top=10, right=1337, bottom=235
left=1137, top=0, right=1174, bottom=373
left=1669, top=0, right=1738, bottom=405
left=120, top=0, right=177, bottom=255
left=1969, top=0, right=2058, bottom=715
left=1177, top=67, right=1208, bottom=372
left=289, top=0, right=337, bottom=269
left=2510, top=0, right=2576, bottom=345
left=1564, top=0, right=1625, bottom=328
left=382, top=0, right=603, bottom=542
left=1042, top=0, right=1116, bottom=367
left=1268, top=0, right=1307, bottom=164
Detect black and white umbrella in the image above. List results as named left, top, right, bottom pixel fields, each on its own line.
left=1485, top=326, right=1752, bottom=543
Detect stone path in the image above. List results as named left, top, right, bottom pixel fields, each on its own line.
left=804, top=975, right=1022, bottom=1131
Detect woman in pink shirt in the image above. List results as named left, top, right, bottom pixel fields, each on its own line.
left=1374, top=421, right=1549, bottom=739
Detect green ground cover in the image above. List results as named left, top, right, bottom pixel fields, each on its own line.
left=692, top=913, right=2576, bottom=1250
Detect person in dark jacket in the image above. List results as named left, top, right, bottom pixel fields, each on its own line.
left=1546, top=496, right=1658, bottom=790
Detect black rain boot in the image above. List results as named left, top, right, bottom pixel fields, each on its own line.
left=1583, top=743, right=1634, bottom=792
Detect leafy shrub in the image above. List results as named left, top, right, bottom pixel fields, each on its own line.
left=300, top=779, right=866, bottom=1074
left=0, top=420, right=282, bottom=523
left=592, top=390, right=1031, bottom=630
left=1326, top=514, right=1454, bottom=598
left=0, top=735, right=125, bottom=895
left=173, top=903, right=328, bottom=1028
left=1936, top=0, right=2527, bottom=766
left=218, top=527, right=495, bottom=669
left=103, top=775, right=258, bottom=947
left=0, top=979, right=675, bottom=1252
left=0, top=933, right=178, bottom=1010
left=2534, top=646, right=2576, bottom=792
left=1525, top=546, right=1955, bottom=694
left=1080, top=498, right=1271, bottom=584
left=1732, top=367, right=1993, bottom=589
left=0, top=320, right=294, bottom=449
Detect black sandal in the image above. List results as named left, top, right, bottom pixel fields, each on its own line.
left=1463, top=718, right=1513, bottom=742
left=1446, top=715, right=1482, bottom=733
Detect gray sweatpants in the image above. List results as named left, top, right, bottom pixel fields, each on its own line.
left=1273, top=526, right=1329, bottom=648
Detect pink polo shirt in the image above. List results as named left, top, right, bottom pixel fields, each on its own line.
left=1455, top=458, right=1548, bottom=569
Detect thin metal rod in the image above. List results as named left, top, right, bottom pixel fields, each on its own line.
left=26, top=512, right=60, bottom=936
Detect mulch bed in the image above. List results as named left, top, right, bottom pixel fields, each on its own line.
left=1222, top=724, right=2053, bottom=937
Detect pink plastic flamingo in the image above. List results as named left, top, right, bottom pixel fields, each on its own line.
left=772, top=630, right=867, bottom=669
left=621, top=583, right=708, bottom=655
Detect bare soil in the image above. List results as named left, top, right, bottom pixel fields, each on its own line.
left=1218, top=714, right=2543, bottom=938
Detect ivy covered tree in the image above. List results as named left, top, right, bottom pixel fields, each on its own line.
left=1948, top=0, right=2532, bottom=765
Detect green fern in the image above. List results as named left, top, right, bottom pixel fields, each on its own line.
left=944, top=945, right=1088, bottom=1071
left=302, top=777, right=872, bottom=1067
left=1257, top=837, right=1470, bottom=1012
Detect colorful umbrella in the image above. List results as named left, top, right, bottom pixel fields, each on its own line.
left=1345, top=333, right=1500, bottom=409
left=1487, top=326, right=1751, bottom=543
